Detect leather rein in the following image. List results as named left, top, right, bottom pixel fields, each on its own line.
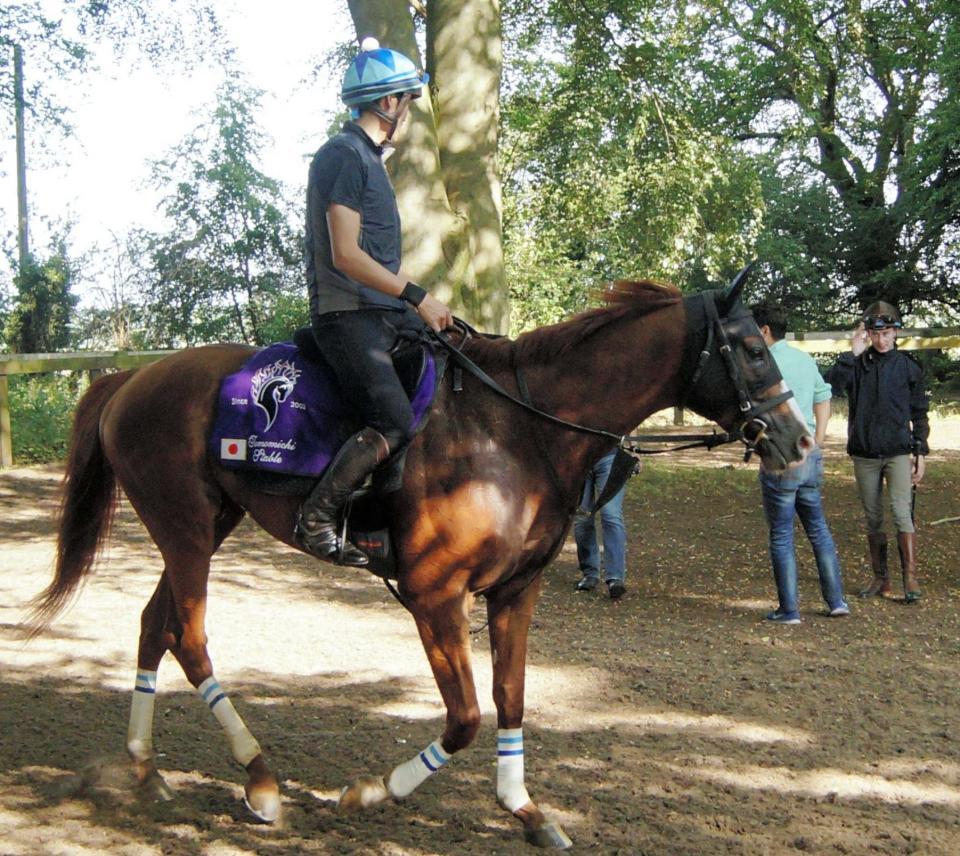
left=431, top=290, right=793, bottom=510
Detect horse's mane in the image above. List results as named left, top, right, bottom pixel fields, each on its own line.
left=464, top=279, right=682, bottom=370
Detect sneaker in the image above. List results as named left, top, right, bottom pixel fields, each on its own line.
left=829, top=604, right=850, bottom=617
left=608, top=581, right=626, bottom=600
left=765, top=609, right=801, bottom=625
left=575, top=577, right=599, bottom=593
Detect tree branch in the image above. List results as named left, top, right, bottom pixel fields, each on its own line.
left=733, top=131, right=784, bottom=142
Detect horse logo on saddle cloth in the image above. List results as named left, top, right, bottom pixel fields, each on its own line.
left=210, top=327, right=442, bottom=578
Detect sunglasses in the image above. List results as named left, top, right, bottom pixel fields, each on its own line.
left=863, top=315, right=902, bottom=330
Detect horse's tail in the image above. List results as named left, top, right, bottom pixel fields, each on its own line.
left=26, top=370, right=134, bottom=636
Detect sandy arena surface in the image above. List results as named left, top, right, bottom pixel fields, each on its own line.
left=2, top=421, right=959, bottom=854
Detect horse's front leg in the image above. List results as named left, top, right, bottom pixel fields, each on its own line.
left=487, top=575, right=572, bottom=849
left=338, top=591, right=480, bottom=812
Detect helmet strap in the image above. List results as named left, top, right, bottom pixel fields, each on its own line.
left=371, top=92, right=414, bottom=141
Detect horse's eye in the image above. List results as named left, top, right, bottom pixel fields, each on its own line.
left=748, top=344, right=765, bottom=359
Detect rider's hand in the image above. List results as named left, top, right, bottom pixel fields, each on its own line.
left=851, top=322, right=869, bottom=356
left=417, top=294, right=454, bottom=332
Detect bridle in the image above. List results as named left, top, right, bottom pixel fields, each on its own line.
left=433, top=289, right=793, bottom=464
left=426, top=287, right=798, bottom=518
left=684, top=290, right=794, bottom=462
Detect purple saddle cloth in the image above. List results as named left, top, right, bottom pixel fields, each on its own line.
left=210, top=341, right=437, bottom=477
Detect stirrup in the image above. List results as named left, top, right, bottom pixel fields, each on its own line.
left=295, top=527, right=369, bottom=567
left=335, top=512, right=370, bottom=567
left=293, top=514, right=369, bottom=567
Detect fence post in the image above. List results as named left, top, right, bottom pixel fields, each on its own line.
left=0, top=375, right=12, bottom=468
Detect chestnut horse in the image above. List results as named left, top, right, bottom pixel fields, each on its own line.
left=30, top=274, right=810, bottom=849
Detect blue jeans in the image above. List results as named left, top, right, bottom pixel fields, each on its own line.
left=760, top=449, right=847, bottom=615
left=574, top=452, right=627, bottom=584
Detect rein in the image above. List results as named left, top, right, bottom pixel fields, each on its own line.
left=429, top=290, right=793, bottom=514
left=432, top=290, right=790, bottom=460
left=432, top=321, right=739, bottom=457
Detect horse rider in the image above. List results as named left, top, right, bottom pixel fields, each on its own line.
left=295, top=37, right=454, bottom=565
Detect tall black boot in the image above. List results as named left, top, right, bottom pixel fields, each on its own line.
left=294, top=428, right=390, bottom=566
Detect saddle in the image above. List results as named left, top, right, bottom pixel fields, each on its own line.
left=209, top=327, right=446, bottom=578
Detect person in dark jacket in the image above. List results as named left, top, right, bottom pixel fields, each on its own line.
left=826, top=301, right=929, bottom=603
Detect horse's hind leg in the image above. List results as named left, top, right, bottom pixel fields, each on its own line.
left=124, top=498, right=280, bottom=821
left=487, top=576, right=571, bottom=849
left=126, top=573, right=179, bottom=799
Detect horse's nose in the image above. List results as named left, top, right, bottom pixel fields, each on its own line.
left=797, top=433, right=815, bottom=457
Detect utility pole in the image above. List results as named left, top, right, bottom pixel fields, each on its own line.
left=14, top=44, right=30, bottom=270
left=4, top=45, right=28, bottom=467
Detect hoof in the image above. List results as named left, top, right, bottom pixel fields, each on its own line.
left=338, top=775, right=389, bottom=813
left=244, top=784, right=281, bottom=824
left=244, top=755, right=281, bottom=823
left=132, top=759, right=175, bottom=802
left=140, top=769, right=175, bottom=802
left=524, top=822, right=573, bottom=849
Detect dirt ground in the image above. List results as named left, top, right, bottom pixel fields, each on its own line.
left=2, top=420, right=960, bottom=855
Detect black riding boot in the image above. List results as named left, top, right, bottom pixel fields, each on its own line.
left=294, top=428, right=391, bottom=566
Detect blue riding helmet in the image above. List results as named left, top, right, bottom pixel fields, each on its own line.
left=341, top=37, right=429, bottom=117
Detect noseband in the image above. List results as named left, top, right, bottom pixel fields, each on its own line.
left=685, top=292, right=794, bottom=461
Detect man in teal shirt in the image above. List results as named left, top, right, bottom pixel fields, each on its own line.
left=750, top=302, right=849, bottom=624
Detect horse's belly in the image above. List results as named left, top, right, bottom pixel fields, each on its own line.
left=401, top=480, right=548, bottom=591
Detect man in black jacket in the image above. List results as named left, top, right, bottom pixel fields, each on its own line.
left=826, top=301, right=930, bottom=603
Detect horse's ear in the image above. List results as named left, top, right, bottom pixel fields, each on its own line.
left=718, top=262, right=756, bottom=314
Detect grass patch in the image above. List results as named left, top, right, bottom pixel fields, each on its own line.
left=8, top=374, right=83, bottom=464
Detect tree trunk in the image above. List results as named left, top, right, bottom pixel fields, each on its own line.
left=345, top=0, right=508, bottom=332
left=14, top=45, right=30, bottom=270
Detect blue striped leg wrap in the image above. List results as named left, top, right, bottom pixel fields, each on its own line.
left=497, top=728, right=530, bottom=812
left=387, top=738, right=451, bottom=799
left=134, top=670, right=157, bottom=694
left=196, top=676, right=261, bottom=766
left=128, top=669, right=158, bottom=761
left=199, top=677, right=227, bottom=710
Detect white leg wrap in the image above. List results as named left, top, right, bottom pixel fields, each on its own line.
left=497, top=728, right=531, bottom=812
left=127, top=669, right=157, bottom=762
left=386, top=737, right=450, bottom=799
left=198, top=676, right=261, bottom=767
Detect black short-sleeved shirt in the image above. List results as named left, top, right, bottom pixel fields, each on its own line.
left=305, top=122, right=406, bottom=318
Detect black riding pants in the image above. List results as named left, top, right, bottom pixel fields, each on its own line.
left=311, top=306, right=426, bottom=451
